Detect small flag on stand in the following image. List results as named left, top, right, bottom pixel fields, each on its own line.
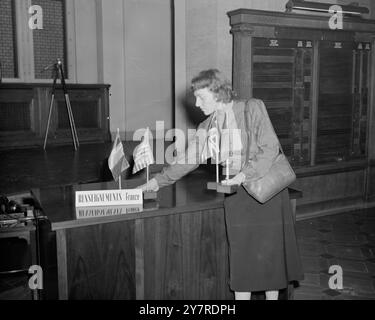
left=207, top=127, right=220, bottom=163
left=207, top=116, right=221, bottom=185
left=133, top=127, right=156, bottom=199
left=206, top=113, right=236, bottom=194
left=108, top=129, right=129, bottom=185
left=133, top=127, right=154, bottom=175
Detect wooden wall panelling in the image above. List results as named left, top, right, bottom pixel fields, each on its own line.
left=43, top=87, right=60, bottom=142
left=52, top=87, right=108, bottom=144
left=367, top=161, right=375, bottom=201
left=295, top=170, right=365, bottom=204
left=0, top=87, right=38, bottom=147
left=0, top=84, right=110, bottom=148
left=294, top=169, right=366, bottom=216
left=35, top=87, right=49, bottom=141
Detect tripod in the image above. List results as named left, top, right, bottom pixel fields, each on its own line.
left=43, top=59, right=79, bottom=150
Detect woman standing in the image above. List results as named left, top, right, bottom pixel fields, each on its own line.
left=138, top=69, right=303, bottom=300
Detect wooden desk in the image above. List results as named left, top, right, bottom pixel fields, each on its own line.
left=33, top=169, right=301, bottom=300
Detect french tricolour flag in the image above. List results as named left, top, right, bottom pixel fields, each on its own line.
left=108, top=129, right=129, bottom=181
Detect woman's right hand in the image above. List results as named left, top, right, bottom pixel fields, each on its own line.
left=137, top=178, right=159, bottom=192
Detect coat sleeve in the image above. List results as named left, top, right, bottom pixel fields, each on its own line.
left=153, top=120, right=209, bottom=188
left=240, top=99, right=280, bottom=181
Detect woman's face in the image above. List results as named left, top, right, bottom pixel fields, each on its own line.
left=194, top=88, right=218, bottom=116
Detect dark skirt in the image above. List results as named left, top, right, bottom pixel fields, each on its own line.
left=224, top=186, right=304, bottom=292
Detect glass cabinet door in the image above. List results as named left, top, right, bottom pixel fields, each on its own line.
left=316, top=41, right=370, bottom=164
left=252, top=38, right=313, bottom=167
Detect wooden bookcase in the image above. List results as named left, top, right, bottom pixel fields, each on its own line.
left=228, top=9, right=375, bottom=217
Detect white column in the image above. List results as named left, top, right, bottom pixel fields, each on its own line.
left=13, top=0, right=34, bottom=82
left=98, top=0, right=127, bottom=139
left=73, top=0, right=99, bottom=83
left=65, top=0, right=77, bottom=83
left=174, top=0, right=187, bottom=149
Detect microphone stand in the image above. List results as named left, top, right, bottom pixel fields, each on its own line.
left=43, top=59, right=79, bottom=150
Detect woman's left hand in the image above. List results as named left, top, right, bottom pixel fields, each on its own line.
left=221, top=172, right=246, bottom=186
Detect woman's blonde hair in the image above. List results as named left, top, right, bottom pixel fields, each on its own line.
left=191, top=69, right=234, bottom=103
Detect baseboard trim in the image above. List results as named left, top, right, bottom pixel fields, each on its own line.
left=296, top=200, right=375, bottom=221
left=364, top=200, right=375, bottom=209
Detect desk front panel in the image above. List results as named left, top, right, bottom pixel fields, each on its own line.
left=59, top=206, right=231, bottom=300
left=63, top=219, right=135, bottom=300
left=142, top=207, right=231, bottom=300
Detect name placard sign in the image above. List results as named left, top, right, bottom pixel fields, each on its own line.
left=76, top=205, right=143, bottom=219
left=75, top=189, right=143, bottom=208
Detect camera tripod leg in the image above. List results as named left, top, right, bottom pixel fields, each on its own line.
left=65, top=94, right=79, bottom=148
left=43, top=93, right=55, bottom=150
left=64, top=94, right=78, bottom=151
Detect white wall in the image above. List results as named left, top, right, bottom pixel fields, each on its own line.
left=124, top=0, right=173, bottom=139
left=72, top=0, right=173, bottom=139
left=98, top=0, right=127, bottom=137
left=73, top=0, right=99, bottom=83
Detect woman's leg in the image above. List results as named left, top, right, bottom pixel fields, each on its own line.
left=235, top=292, right=251, bottom=300
left=265, top=290, right=279, bottom=300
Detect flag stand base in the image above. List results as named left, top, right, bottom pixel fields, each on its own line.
left=143, top=200, right=159, bottom=210
left=207, top=182, right=238, bottom=194
left=144, top=191, right=157, bottom=200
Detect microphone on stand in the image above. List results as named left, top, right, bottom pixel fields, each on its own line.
left=41, top=58, right=61, bottom=73
left=41, top=62, right=55, bottom=73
